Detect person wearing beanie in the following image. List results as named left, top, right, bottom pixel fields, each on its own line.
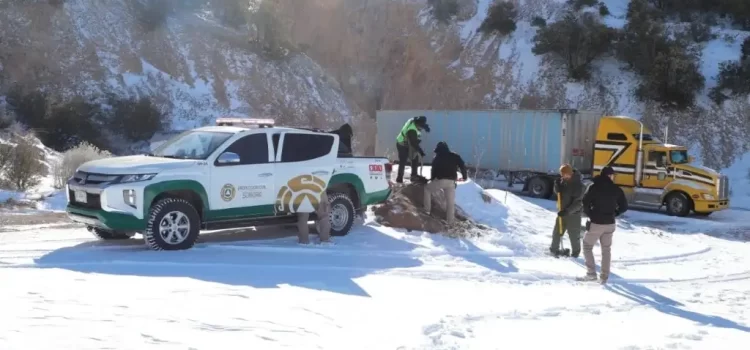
left=551, top=163, right=585, bottom=257
left=578, top=166, right=628, bottom=284
left=424, top=141, right=467, bottom=224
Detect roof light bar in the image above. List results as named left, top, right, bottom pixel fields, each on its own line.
left=216, top=117, right=275, bottom=128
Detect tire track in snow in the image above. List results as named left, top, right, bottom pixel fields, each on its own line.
left=616, top=247, right=713, bottom=266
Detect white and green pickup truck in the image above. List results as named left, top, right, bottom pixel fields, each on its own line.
left=65, top=118, right=392, bottom=250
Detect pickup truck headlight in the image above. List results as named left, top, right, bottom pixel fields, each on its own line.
left=119, top=173, right=157, bottom=183
left=702, top=193, right=715, bottom=200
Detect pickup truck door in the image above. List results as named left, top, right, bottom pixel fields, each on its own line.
left=272, top=130, right=338, bottom=215
left=208, top=131, right=276, bottom=220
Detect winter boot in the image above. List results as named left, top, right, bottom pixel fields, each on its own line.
left=576, top=274, right=598, bottom=282
left=599, top=274, right=608, bottom=285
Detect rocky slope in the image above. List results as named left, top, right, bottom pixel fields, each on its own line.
left=273, top=0, right=750, bottom=168
left=0, top=0, right=361, bottom=141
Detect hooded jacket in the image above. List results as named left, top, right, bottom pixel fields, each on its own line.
left=555, top=169, right=585, bottom=216
left=582, top=174, right=628, bottom=224
left=431, top=142, right=467, bottom=181
left=329, top=123, right=353, bottom=156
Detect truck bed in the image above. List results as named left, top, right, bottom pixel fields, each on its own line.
left=375, top=109, right=602, bottom=175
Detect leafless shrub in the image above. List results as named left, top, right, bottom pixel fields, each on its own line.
left=51, top=141, right=112, bottom=189
left=3, top=135, right=46, bottom=190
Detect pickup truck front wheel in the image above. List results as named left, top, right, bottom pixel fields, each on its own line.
left=144, top=198, right=200, bottom=251
left=327, top=192, right=355, bottom=237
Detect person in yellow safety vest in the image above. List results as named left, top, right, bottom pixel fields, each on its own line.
left=395, top=115, right=430, bottom=183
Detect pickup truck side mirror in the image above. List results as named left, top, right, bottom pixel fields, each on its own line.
left=217, top=152, right=240, bottom=164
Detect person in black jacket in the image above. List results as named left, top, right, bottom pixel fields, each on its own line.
left=579, top=166, right=628, bottom=284
left=424, top=141, right=467, bottom=224
left=395, top=116, right=430, bottom=183
left=328, top=123, right=353, bottom=156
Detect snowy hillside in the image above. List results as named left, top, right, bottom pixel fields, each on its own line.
left=418, top=0, right=750, bottom=167
left=0, top=0, right=358, bottom=131
left=2, top=175, right=749, bottom=348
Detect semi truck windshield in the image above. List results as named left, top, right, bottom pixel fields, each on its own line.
left=670, top=150, right=689, bottom=164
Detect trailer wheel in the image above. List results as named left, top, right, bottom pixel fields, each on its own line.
left=528, top=176, right=552, bottom=199
left=665, top=192, right=691, bottom=217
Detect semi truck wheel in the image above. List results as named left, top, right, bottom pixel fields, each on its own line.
left=327, top=192, right=355, bottom=237
left=528, top=176, right=552, bottom=199
left=88, top=227, right=131, bottom=240
left=665, top=192, right=691, bottom=217
left=144, top=198, right=201, bottom=251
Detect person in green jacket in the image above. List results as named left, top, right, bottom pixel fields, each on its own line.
left=550, top=164, right=584, bottom=257
left=395, top=115, right=430, bottom=183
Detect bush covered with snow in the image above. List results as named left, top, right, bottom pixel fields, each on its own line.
left=51, top=142, right=112, bottom=189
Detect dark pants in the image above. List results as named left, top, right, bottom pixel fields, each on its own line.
left=395, top=143, right=419, bottom=183
left=550, top=213, right=582, bottom=255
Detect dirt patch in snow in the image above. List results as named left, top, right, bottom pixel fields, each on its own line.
left=0, top=211, right=72, bottom=227
left=373, top=182, right=491, bottom=237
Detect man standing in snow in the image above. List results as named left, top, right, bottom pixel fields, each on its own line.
left=550, top=164, right=584, bottom=258
left=579, top=166, right=628, bottom=284
left=395, top=115, right=430, bottom=183
left=424, top=141, right=467, bottom=225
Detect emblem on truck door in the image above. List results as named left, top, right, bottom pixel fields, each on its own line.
left=221, top=184, right=236, bottom=202
left=275, top=174, right=326, bottom=214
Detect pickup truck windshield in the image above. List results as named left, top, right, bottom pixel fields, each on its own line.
left=670, top=150, right=689, bottom=164
left=152, top=131, right=233, bottom=160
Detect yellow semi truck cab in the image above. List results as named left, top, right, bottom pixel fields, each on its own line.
left=593, top=116, right=730, bottom=216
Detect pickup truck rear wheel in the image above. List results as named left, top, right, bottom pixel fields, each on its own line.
left=327, top=192, right=355, bottom=237
left=144, top=198, right=201, bottom=251
left=88, top=227, right=131, bottom=240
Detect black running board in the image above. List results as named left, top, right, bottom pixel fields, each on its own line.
left=203, top=215, right=299, bottom=231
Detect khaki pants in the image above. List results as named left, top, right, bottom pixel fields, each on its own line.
left=583, top=223, right=616, bottom=280
left=424, top=179, right=456, bottom=224
left=297, top=192, right=331, bottom=244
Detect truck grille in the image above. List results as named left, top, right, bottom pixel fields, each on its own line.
left=718, top=175, right=729, bottom=200
left=68, top=190, right=102, bottom=210
left=72, top=171, right=120, bottom=185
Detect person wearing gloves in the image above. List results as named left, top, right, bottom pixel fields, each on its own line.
left=579, top=166, right=628, bottom=284
left=550, top=164, right=585, bottom=257
left=395, top=115, right=430, bottom=183
left=424, top=141, right=467, bottom=225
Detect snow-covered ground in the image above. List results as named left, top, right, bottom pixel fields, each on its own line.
left=2, top=173, right=750, bottom=349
